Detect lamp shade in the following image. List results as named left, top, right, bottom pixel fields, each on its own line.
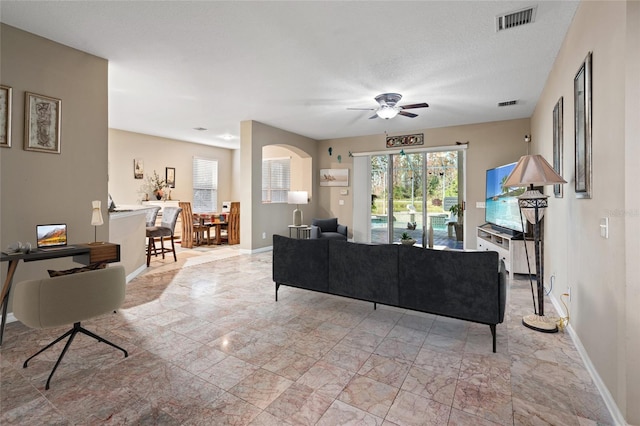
left=287, top=191, right=308, bottom=205
left=91, top=200, right=104, bottom=226
left=503, top=155, right=567, bottom=187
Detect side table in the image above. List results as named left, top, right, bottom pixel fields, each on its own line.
left=288, top=225, right=311, bottom=239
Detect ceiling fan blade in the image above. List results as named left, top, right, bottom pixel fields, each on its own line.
left=368, top=114, right=379, bottom=119
left=398, top=111, right=418, bottom=118
left=347, top=107, right=376, bottom=111
left=400, top=103, right=429, bottom=110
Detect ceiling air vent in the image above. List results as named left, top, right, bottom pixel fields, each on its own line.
left=498, top=100, right=518, bottom=107
left=496, top=6, right=537, bottom=32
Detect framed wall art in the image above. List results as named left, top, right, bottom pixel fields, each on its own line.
left=134, top=158, right=144, bottom=179
left=552, top=96, right=563, bottom=198
left=386, top=133, right=424, bottom=148
left=0, top=85, right=12, bottom=148
left=166, top=167, right=175, bottom=188
left=320, top=168, right=349, bottom=187
left=574, top=52, right=592, bottom=199
left=24, top=92, right=61, bottom=153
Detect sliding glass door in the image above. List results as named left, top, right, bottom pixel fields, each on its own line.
left=370, top=150, right=462, bottom=248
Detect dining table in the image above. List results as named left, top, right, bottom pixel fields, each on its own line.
left=196, top=214, right=228, bottom=245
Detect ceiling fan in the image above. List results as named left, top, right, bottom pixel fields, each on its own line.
left=347, top=93, right=429, bottom=119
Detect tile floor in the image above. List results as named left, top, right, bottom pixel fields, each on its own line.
left=0, top=246, right=614, bottom=425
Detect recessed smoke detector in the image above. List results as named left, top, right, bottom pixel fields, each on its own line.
left=496, top=6, right=537, bottom=32
left=498, top=100, right=518, bottom=107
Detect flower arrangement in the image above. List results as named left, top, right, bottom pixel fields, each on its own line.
left=140, top=170, right=167, bottom=200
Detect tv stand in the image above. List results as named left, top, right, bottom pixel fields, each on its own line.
left=476, top=224, right=535, bottom=281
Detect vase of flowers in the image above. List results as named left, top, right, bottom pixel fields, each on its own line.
left=149, top=170, right=167, bottom=200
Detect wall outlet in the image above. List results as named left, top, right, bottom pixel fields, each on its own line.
left=339, top=199, right=344, bottom=206
left=567, top=286, right=572, bottom=302
left=476, top=201, right=486, bottom=209
left=262, top=232, right=266, bottom=239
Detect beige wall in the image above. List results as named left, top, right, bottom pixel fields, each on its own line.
left=0, top=24, right=108, bottom=284
left=240, top=121, right=317, bottom=251
left=319, top=118, right=531, bottom=245
left=531, top=1, right=638, bottom=424
left=108, top=129, right=234, bottom=210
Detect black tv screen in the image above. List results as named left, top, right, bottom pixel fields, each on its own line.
left=485, top=162, right=526, bottom=234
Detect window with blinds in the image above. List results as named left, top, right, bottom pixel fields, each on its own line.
left=192, top=157, right=218, bottom=212
left=262, top=158, right=290, bottom=203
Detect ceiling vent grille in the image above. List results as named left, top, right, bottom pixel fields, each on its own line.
left=496, top=6, right=537, bottom=32
left=498, top=100, right=518, bottom=107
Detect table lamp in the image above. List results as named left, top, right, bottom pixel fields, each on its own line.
left=90, top=200, right=104, bottom=244
left=287, top=191, right=308, bottom=226
left=503, top=154, right=566, bottom=332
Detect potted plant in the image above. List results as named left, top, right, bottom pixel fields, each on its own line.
left=149, top=170, right=167, bottom=200
left=449, top=203, right=464, bottom=241
left=400, top=232, right=416, bottom=246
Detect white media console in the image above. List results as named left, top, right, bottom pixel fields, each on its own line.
left=476, top=224, right=536, bottom=281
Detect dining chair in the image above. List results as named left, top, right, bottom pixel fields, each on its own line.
left=146, top=206, right=182, bottom=266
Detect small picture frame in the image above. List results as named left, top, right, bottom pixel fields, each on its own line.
left=320, top=168, right=349, bottom=187
left=24, top=92, right=61, bottom=153
left=0, top=85, right=12, bottom=148
left=552, top=97, right=563, bottom=198
left=166, top=167, right=175, bottom=188
left=134, top=158, right=144, bottom=179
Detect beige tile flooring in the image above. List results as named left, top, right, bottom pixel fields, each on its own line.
left=0, top=246, right=614, bottom=425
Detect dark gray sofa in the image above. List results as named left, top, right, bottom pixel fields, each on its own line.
left=272, top=235, right=506, bottom=352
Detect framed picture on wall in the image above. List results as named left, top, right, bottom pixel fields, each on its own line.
left=553, top=97, right=563, bottom=198
left=24, top=92, right=61, bottom=153
left=0, top=85, right=12, bottom=148
left=166, top=167, right=175, bottom=188
left=574, top=52, right=592, bottom=199
left=134, top=158, right=144, bottom=179
left=320, top=168, right=349, bottom=187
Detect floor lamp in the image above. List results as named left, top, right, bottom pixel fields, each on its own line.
left=504, top=155, right=566, bottom=333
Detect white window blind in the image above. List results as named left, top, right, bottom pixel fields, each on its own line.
left=192, top=157, right=218, bottom=212
left=262, top=158, right=290, bottom=203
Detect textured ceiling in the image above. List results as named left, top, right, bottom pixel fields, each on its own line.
left=0, top=1, right=579, bottom=149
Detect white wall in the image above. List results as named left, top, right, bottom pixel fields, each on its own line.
left=108, top=129, right=234, bottom=210
left=1, top=24, right=108, bottom=283
left=531, top=1, right=639, bottom=423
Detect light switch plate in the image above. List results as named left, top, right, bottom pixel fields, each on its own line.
left=476, top=201, right=486, bottom=209
left=339, top=199, right=344, bottom=206
left=600, top=217, right=609, bottom=239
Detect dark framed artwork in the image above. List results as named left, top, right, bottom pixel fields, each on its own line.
left=24, top=92, right=61, bottom=153
left=166, top=167, right=175, bottom=188
left=134, top=158, right=144, bottom=179
left=0, top=85, right=12, bottom=148
left=553, top=97, right=563, bottom=198
left=386, top=133, right=424, bottom=148
left=574, top=52, right=592, bottom=199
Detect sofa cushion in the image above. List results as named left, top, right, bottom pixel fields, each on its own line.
left=328, top=240, right=399, bottom=305
left=273, top=235, right=329, bottom=293
left=312, top=218, right=338, bottom=233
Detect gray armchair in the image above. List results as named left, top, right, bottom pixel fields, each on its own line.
left=310, top=218, right=347, bottom=240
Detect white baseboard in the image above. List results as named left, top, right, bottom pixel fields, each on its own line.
left=549, top=293, right=628, bottom=426
left=5, top=312, right=17, bottom=324
left=126, top=263, right=147, bottom=283
left=239, top=246, right=272, bottom=254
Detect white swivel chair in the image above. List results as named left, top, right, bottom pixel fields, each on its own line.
left=12, top=265, right=128, bottom=390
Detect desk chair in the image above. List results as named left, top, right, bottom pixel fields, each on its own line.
left=146, top=206, right=182, bottom=266
left=12, top=266, right=128, bottom=390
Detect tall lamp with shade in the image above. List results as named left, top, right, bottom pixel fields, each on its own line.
left=503, top=154, right=566, bottom=333
left=90, top=200, right=104, bottom=245
left=287, top=191, right=308, bottom=226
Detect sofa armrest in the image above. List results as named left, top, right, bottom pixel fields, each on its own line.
left=337, top=224, right=347, bottom=238
left=310, top=225, right=321, bottom=239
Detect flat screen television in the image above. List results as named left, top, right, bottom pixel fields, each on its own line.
left=485, top=162, right=527, bottom=236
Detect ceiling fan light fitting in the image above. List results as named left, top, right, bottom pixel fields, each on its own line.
left=376, top=106, right=399, bottom=119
